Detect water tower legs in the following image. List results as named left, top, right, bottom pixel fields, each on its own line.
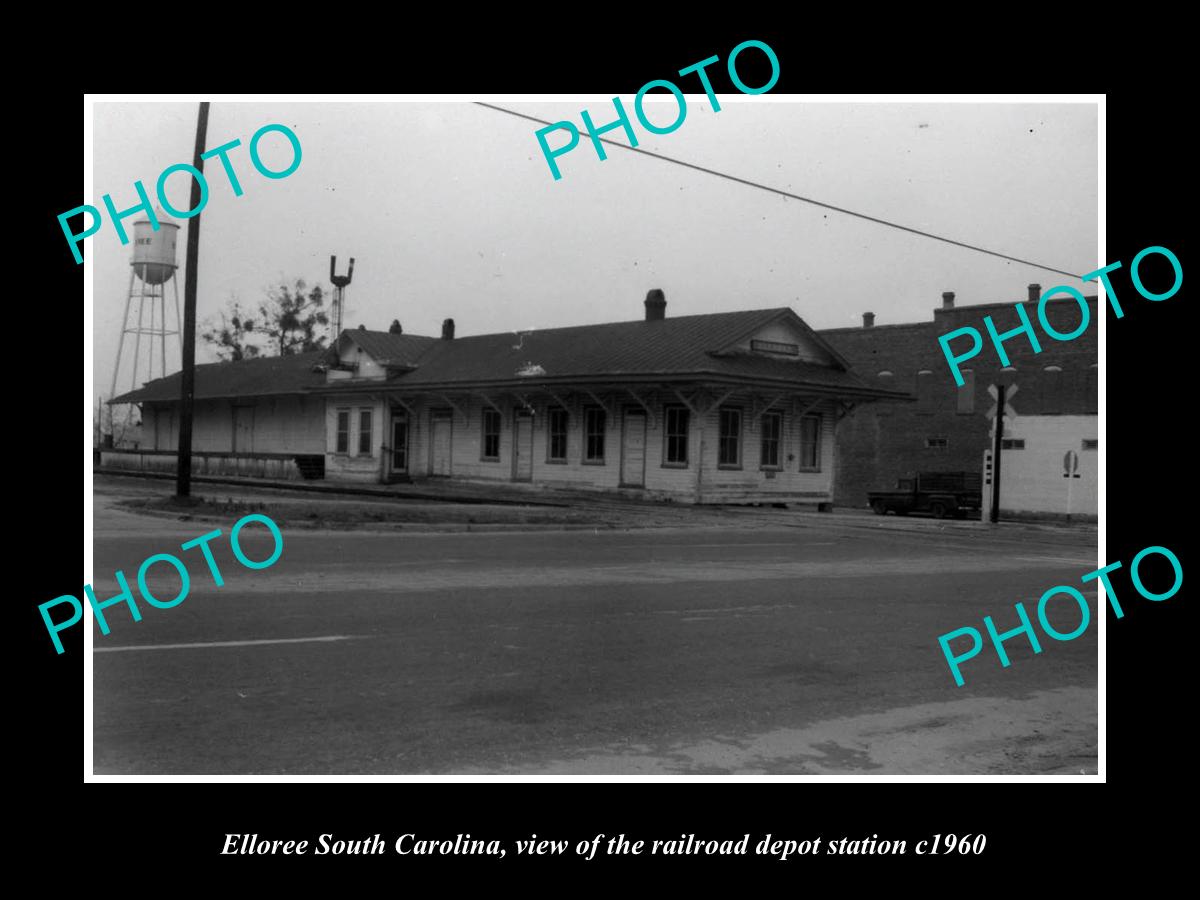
left=108, top=267, right=136, bottom=410
left=131, top=277, right=146, bottom=396
left=106, top=269, right=183, bottom=447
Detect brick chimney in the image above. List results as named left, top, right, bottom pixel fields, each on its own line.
left=441, top=318, right=455, bottom=340
left=1028, top=283, right=1041, bottom=303
left=863, top=312, right=875, bottom=328
left=942, top=291, right=955, bottom=309
left=644, top=288, right=666, bottom=321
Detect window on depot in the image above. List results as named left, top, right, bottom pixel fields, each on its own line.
left=1001, top=438, right=1025, bottom=450
left=547, top=407, right=568, bottom=463
left=584, top=407, right=606, bottom=463
left=925, top=437, right=948, bottom=450
left=798, top=414, right=821, bottom=471
left=718, top=407, right=742, bottom=468
left=664, top=406, right=690, bottom=466
left=482, top=408, right=501, bottom=461
left=335, top=409, right=350, bottom=454
left=358, top=408, right=373, bottom=455
left=760, top=411, right=782, bottom=469
left=1082, top=439, right=1098, bottom=451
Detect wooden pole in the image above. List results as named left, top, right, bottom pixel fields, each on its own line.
left=990, top=383, right=1004, bottom=523
left=176, top=101, right=210, bottom=498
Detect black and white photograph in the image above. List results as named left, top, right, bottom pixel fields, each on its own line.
left=81, top=95, right=1104, bottom=778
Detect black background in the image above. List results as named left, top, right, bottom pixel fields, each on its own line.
left=24, top=25, right=1186, bottom=883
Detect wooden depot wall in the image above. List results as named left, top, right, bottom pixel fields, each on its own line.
left=323, top=390, right=837, bottom=503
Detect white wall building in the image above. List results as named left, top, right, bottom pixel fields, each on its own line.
left=982, top=414, right=1098, bottom=521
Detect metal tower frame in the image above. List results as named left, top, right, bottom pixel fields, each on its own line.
left=330, top=255, right=355, bottom=339
left=108, top=266, right=182, bottom=442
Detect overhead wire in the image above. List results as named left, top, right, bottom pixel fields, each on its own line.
left=475, top=102, right=1084, bottom=281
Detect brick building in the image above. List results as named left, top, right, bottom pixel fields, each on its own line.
left=819, top=285, right=1098, bottom=509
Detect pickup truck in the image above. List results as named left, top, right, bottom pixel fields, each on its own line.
left=867, top=471, right=982, bottom=519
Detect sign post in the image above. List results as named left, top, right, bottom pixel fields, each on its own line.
left=986, top=384, right=1019, bottom=524
left=1063, top=449, right=1080, bottom=520
left=990, top=384, right=1005, bottom=523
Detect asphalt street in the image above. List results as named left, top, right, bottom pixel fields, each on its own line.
left=90, top=495, right=1099, bottom=775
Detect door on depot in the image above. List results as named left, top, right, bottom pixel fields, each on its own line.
left=389, top=411, right=408, bottom=478
left=232, top=405, right=254, bottom=453
left=430, top=410, right=452, bottom=477
left=512, top=410, right=534, bottom=482
left=621, top=408, right=647, bottom=488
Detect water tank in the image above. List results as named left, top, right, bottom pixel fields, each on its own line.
left=131, top=218, right=179, bottom=285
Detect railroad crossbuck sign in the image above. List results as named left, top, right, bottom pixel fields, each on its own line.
left=986, top=383, right=1018, bottom=434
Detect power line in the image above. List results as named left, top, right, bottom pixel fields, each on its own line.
left=475, top=102, right=1083, bottom=281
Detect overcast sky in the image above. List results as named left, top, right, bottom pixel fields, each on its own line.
left=90, top=99, right=1097, bottom=401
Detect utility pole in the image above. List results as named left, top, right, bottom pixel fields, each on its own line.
left=990, top=383, right=1005, bottom=523
left=176, top=101, right=209, bottom=498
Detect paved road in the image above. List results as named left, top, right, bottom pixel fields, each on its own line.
left=90, top=502, right=1099, bottom=775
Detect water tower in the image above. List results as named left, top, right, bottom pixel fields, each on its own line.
left=106, top=214, right=182, bottom=444
left=330, top=255, right=355, bottom=339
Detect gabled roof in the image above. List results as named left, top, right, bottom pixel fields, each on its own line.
left=112, top=307, right=907, bottom=405
left=111, top=351, right=326, bottom=404
left=332, top=329, right=438, bottom=368
left=393, top=308, right=793, bottom=384
left=708, top=307, right=855, bottom=372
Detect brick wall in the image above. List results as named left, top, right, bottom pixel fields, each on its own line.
left=821, top=295, right=1098, bottom=507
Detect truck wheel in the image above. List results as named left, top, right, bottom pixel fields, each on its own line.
left=930, top=501, right=949, bottom=519
left=871, top=500, right=887, bottom=515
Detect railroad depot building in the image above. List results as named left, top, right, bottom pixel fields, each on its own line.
left=819, top=285, right=1098, bottom=514
left=107, top=291, right=908, bottom=505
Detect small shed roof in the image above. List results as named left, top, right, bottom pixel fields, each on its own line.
left=112, top=350, right=326, bottom=404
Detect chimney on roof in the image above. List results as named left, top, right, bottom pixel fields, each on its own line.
left=863, top=312, right=875, bottom=328
left=1028, top=283, right=1041, bottom=304
left=942, top=291, right=955, bottom=309
left=644, top=288, right=666, bottom=322
left=441, top=318, right=455, bottom=340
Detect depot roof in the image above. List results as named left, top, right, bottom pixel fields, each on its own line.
left=113, top=308, right=909, bottom=404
